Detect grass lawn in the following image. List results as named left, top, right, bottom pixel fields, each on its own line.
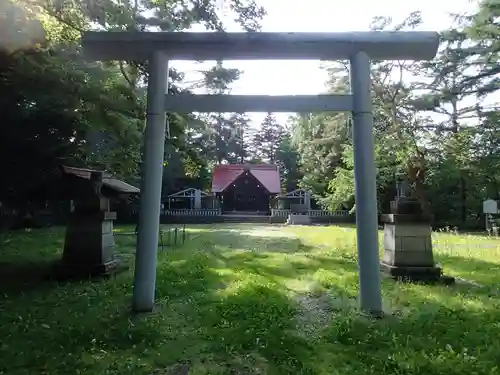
left=1, top=224, right=500, bottom=374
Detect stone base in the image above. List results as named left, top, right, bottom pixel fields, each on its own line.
left=286, top=214, right=311, bottom=225
left=50, top=258, right=127, bottom=281
left=380, top=262, right=455, bottom=285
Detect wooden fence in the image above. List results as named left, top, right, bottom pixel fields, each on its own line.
left=0, top=204, right=354, bottom=228
left=270, top=209, right=350, bottom=217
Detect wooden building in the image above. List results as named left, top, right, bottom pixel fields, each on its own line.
left=211, top=164, right=281, bottom=213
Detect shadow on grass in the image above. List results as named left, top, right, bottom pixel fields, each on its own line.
left=302, top=258, right=500, bottom=374
left=3, top=225, right=500, bottom=374
left=435, top=253, right=500, bottom=290
left=0, top=227, right=138, bottom=297
left=153, top=249, right=500, bottom=375
left=0, top=228, right=64, bottom=297
left=197, top=283, right=316, bottom=374
left=0, top=245, right=221, bottom=373
left=317, top=294, right=500, bottom=375
left=144, top=229, right=500, bottom=375
left=0, top=260, right=58, bottom=296
left=208, top=249, right=359, bottom=290
left=0, top=228, right=320, bottom=374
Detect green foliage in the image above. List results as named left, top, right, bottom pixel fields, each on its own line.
left=289, top=7, right=500, bottom=226
left=275, top=133, right=301, bottom=191
left=251, top=113, right=286, bottom=163
left=0, top=0, right=266, bottom=202
left=4, top=0, right=500, bottom=229
left=0, top=46, right=142, bottom=198
left=186, top=61, right=251, bottom=167
left=320, top=146, right=354, bottom=209
left=290, top=111, right=349, bottom=195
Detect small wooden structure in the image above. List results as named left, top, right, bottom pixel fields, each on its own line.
left=166, top=188, right=212, bottom=210
left=275, top=189, right=312, bottom=210
left=55, top=166, right=139, bottom=279
left=163, top=188, right=221, bottom=221
left=271, top=188, right=351, bottom=223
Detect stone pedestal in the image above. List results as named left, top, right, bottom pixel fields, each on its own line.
left=286, top=214, right=311, bottom=225
left=55, top=172, right=122, bottom=279
left=380, top=198, right=453, bottom=284
left=61, top=210, right=120, bottom=277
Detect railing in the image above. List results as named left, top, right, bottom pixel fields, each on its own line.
left=309, top=209, right=350, bottom=217
left=164, top=209, right=221, bottom=216
left=271, top=209, right=291, bottom=217
left=270, top=209, right=350, bottom=217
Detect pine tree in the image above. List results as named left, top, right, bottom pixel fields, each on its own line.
left=252, top=113, right=286, bottom=163
left=196, top=61, right=250, bottom=164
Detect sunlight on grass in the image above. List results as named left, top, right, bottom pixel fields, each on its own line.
left=1, top=224, right=500, bottom=374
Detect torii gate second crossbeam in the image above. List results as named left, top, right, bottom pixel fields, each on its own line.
left=82, top=31, right=440, bottom=315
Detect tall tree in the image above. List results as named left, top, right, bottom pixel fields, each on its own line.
left=275, top=132, right=301, bottom=192
left=293, top=8, right=500, bottom=227
left=414, top=26, right=481, bottom=222
left=226, top=113, right=252, bottom=163
left=0, top=0, right=144, bottom=202
left=252, top=113, right=286, bottom=163
left=293, top=12, right=431, bottom=212
left=194, top=61, right=249, bottom=164
left=463, top=0, right=500, bottom=99
left=0, top=0, right=267, bottom=206
left=289, top=64, right=351, bottom=196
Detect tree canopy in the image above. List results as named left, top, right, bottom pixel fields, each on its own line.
left=288, top=4, right=500, bottom=227
left=1, top=0, right=499, bottom=228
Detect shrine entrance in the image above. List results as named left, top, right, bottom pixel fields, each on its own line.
left=222, top=172, right=270, bottom=212
left=211, top=164, right=280, bottom=214
left=82, top=30, right=440, bottom=314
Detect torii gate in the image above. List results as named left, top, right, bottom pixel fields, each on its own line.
left=82, top=31, right=439, bottom=315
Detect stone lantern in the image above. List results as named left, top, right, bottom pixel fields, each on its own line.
left=380, top=176, right=454, bottom=284
left=54, top=166, right=139, bottom=279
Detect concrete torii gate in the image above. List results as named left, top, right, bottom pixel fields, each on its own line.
left=82, top=31, right=439, bottom=314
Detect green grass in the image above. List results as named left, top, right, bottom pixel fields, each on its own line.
left=1, top=224, right=500, bottom=374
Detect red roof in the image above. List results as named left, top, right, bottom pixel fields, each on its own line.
left=211, top=164, right=281, bottom=194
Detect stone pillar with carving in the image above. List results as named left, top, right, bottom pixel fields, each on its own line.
left=60, top=171, right=119, bottom=278
left=380, top=187, right=454, bottom=284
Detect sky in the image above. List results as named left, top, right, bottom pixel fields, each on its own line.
left=170, top=0, right=481, bottom=126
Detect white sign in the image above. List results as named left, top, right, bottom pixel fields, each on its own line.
left=483, top=199, right=498, bottom=214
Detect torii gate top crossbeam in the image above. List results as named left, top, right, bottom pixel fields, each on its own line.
left=82, top=31, right=439, bottom=61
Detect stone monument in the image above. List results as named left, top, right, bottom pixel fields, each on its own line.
left=54, top=166, right=139, bottom=279
left=380, top=178, right=454, bottom=284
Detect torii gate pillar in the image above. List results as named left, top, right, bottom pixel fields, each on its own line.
left=132, top=52, right=169, bottom=312
left=350, top=51, right=381, bottom=313
left=82, top=31, right=440, bottom=315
